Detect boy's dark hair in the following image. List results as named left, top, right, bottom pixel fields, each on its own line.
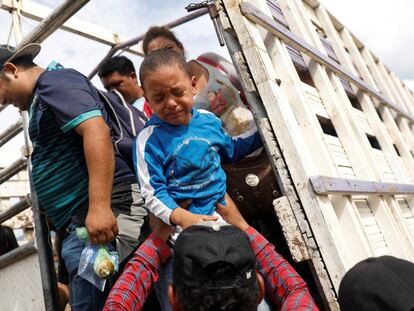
left=98, top=56, right=136, bottom=78
left=0, top=225, right=18, bottom=256
left=139, top=49, right=191, bottom=88
left=175, top=262, right=259, bottom=311
left=142, top=26, right=184, bottom=56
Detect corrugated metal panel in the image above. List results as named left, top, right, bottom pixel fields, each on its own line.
left=354, top=199, right=390, bottom=256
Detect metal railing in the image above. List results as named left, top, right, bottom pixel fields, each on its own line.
left=0, top=241, right=37, bottom=270
left=0, top=157, right=27, bottom=185
left=0, top=195, right=31, bottom=224
left=88, top=7, right=209, bottom=79
left=0, top=119, right=23, bottom=149
left=0, top=1, right=92, bottom=310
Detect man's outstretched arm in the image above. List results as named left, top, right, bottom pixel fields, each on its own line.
left=216, top=194, right=318, bottom=311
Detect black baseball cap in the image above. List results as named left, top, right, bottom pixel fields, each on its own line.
left=0, top=43, right=41, bottom=67
left=173, top=222, right=256, bottom=290
left=338, top=255, right=414, bottom=311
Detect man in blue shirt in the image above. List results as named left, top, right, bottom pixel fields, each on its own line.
left=0, top=43, right=147, bottom=310
left=98, top=56, right=149, bottom=116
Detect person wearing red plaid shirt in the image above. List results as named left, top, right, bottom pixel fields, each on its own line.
left=104, top=195, right=318, bottom=311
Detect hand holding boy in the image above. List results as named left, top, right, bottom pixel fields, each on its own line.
left=170, top=207, right=218, bottom=229
left=216, top=193, right=249, bottom=231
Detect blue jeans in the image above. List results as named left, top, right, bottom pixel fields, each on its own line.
left=155, top=256, right=174, bottom=311
left=61, top=223, right=111, bottom=311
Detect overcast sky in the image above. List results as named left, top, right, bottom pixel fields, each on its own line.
left=0, top=0, right=413, bottom=152
left=1, top=0, right=413, bottom=84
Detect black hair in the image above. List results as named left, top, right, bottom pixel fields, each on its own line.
left=10, top=55, right=36, bottom=68
left=175, top=262, right=259, bottom=311
left=0, top=225, right=18, bottom=256
left=0, top=55, right=35, bottom=81
left=139, top=49, right=191, bottom=88
left=98, top=56, right=136, bottom=78
left=142, top=26, right=184, bottom=56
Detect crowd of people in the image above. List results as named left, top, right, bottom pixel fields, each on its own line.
left=0, top=26, right=413, bottom=311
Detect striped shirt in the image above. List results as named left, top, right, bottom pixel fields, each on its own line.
left=28, top=67, right=103, bottom=229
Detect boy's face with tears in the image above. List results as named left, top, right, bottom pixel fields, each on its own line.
left=143, top=63, right=197, bottom=126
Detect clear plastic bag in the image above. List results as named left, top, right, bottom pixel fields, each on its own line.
left=76, top=227, right=119, bottom=291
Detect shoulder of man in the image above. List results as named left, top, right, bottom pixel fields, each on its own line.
left=37, top=68, right=90, bottom=90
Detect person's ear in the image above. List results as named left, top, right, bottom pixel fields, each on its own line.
left=256, top=272, right=265, bottom=303
left=191, top=76, right=197, bottom=95
left=3, top=62, right=18, bottom=78
left=131, top=72, right=137, bottom=82
left=168, top=285, right=182, bottom=311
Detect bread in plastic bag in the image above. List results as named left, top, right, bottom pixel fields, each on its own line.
left=76, top=227, right=119, bottom=291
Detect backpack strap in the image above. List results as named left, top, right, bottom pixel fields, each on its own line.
left=97, top=89, right=124, bottom=153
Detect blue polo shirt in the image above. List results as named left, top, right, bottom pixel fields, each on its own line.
left=28, top=65, right=142, bottom=229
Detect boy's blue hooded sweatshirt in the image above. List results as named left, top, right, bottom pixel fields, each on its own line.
left=134, top=108, right=262, bottom=224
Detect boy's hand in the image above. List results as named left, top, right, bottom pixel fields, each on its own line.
left=216, top=193, right=249, bottom=231
left=149, top=214, right=173, bottom=242
left=170, top=207, right=218, bottom=229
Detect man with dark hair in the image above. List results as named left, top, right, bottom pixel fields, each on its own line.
left=338, top=255, right=414, bottom=311
left=0, top=43, right=148, bottom=310
left=98, top=56, right=152, bottom=118
left=170, top=221, right=263, bottom=311
left=104, top=194, right=318, bottom=311
left=0, top=43, right=116, bottom=309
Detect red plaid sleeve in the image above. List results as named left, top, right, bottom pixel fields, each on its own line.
left=245, top=227, right=318, bottom=311
left=103, top=233, right=171, bottom=311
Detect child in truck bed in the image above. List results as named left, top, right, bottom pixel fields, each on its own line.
left=134, top=49, right=262, bottom=231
